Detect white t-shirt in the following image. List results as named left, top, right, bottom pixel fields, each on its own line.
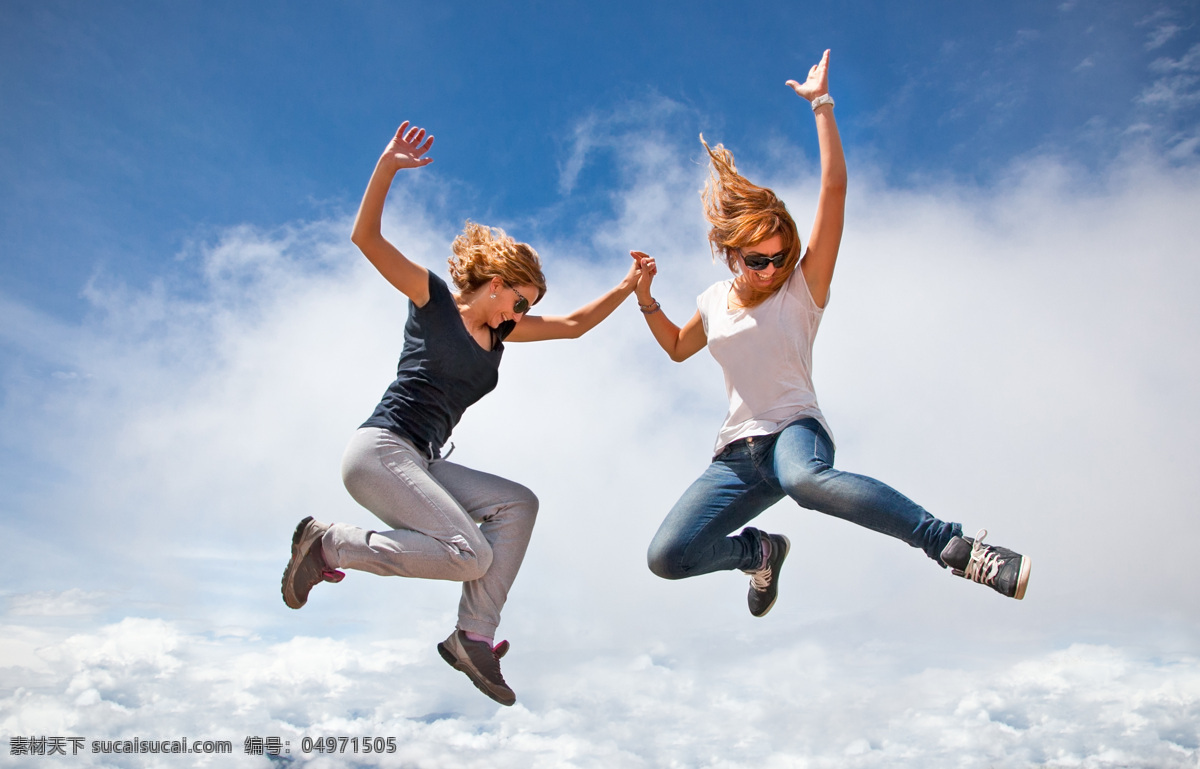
left=697, top=268, right=833, bottom=455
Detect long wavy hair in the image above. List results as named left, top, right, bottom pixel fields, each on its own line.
left=448, top=221, right=547, bottom=304
left=700, top=135, right=801, bottom=308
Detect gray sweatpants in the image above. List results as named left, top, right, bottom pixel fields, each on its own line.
left=322, top=427, right=539, bottom=637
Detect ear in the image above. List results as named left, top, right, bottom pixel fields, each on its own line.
left=489, top=276, right=505, bottom=294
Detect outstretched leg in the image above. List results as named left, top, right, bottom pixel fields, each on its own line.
left=773, top=419, right=961, bottom=560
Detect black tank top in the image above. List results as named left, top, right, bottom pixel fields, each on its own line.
left=360, top=272, right=503, bottom=458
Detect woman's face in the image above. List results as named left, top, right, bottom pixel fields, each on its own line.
left=487, top=281, right=539, bottom=329
left=737, top=233, right=787, bottom=288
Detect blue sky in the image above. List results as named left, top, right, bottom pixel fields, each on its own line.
left=3, top=1, right=1200, bottom=766
left=3, top=0, right=1197, bottom=318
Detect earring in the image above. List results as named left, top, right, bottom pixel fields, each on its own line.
left=490, top=293, right=496, bottom=299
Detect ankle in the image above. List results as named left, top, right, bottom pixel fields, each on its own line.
left=463, top=630, right=494, bottom=646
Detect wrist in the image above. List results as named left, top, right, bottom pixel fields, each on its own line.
left=810, top=93, right=834, bottom=112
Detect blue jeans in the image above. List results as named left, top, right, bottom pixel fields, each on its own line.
left=647, top=419, right=961, bottom=578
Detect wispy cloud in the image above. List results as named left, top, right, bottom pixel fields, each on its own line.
left=1141, top=43, right=1200, bottom=110
left=1146, top=23, right=1183, bottom=50
left=556, top=94, right=691, bottom=196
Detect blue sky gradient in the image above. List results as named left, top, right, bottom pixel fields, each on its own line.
left=3, top=1, right=1197, bottom=317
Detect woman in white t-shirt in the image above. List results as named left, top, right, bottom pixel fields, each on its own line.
left=632, top=50, right=1030, bottom=615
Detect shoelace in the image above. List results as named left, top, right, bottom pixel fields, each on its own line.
left=749, top=565, right=773, bottom=591
left=963, top=529, right=1003, bottom=586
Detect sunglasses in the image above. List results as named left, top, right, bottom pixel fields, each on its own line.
left=509, top=285, right=531, bottom=315
left=740, top=249, right=788, bottom=271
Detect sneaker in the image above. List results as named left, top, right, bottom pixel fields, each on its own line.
left=281, top=516, right=345, bottom=609
left=744, top=530, right=790, bottom=617
left=437, top=630, right=516, bottom=706
left=940, top=529, right=1030, bottom=600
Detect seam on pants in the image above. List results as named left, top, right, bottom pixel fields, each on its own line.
left=378, top=446, right=476, bottom=556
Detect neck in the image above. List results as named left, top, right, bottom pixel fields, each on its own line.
left=456, top=286, right=492, bottom=331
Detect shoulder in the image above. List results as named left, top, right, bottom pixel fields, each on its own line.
left=783, top=266, right=826, bottom=311
left=420, top=272, right=455, bottom=306
left=697, top=279, right=731, bottom=308
left=696, top=279, right=731, bottom=333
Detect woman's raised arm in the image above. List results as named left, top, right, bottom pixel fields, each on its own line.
left=787, top=50, right=847, bottom=309
left=627, top=251, right=708, bottom=362
left=506, top=253, right=643, bottom=342
left=350, top=122, right=436, bottom=306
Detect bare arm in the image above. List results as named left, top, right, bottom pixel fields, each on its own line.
left=350, top=122, right=436, bottom=306
left=787, top=50, right=847, bottom=309
left=507, top=255, right=642, bottom=342
left=629, top=251, right=709, bottom=362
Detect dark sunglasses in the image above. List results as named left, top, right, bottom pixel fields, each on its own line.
left=509, top=285, right=531, bottom=315
left=740, top=249, right=788, bottom=271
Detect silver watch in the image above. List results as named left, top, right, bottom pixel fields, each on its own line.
left=811, top=94, right=835, bottom=111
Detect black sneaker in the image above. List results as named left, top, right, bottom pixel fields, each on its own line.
left=281, top=516, right=345, bottom=609
left=940, top=529, right=1030, bottom=600
left=437, top=630, right=516, bottom=706
left=744, top=530, right=790, bottom=617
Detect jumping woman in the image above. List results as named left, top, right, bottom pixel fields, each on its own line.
left=282, top=121, right=644, bottom=706
left=632, top=50, right=1030, bottom=620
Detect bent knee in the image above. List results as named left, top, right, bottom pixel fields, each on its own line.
left=454, top=541, right=494, bottom=582
left=647, top=540, right=689, bottom=580
left=515, top=485, right=540, bottom=516
left=501, top=484, right=540, bottom=525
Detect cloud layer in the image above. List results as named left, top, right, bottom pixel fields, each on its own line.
left=2, top=615, right=1198, bottom=767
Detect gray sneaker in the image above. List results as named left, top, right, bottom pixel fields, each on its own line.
left=940, top=529, right=1030, bottom=600
left=281, top=516, right=344, bottom=609
left=437, top=630, right=516, bottom=706
left=744, top=530, right=790, bottom=617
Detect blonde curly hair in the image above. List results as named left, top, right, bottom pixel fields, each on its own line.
left=700, top=135, right=802, bottom=308
left=448, top=222, right=547, bottom=304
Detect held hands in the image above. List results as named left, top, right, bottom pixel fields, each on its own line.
left=786, top=49, right=831, bottom=102
left=629, top=250, right=657, bottom=302
left=381, top=121, right=434, bottom=171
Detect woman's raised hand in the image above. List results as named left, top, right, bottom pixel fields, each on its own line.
left=382, top=121, right=435, bottom=171
left=786, top=49, right=831, bottom=102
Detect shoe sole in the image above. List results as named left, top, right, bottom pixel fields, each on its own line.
left=1013, top=556, right=1031, bottom=600
left=281, top=516, right=317, bottom=609
left=752, top=534, right=791, bottom=618
left=437, top=642, right=515, bottom=707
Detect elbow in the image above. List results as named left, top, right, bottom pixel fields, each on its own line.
left=560, top=318, right=589, bottom=340
left=350, top=227, right=379, bottom=253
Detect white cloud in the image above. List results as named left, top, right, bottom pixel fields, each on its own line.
left=3, top=116, right=1200, bottom=762
left=1, top=617, right=1197, bottom=767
